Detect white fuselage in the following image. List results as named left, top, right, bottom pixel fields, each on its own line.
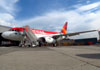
left=1, top=31, right=59, bottom=41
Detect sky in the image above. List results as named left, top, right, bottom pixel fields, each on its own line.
left=0, top=0, right=100, bottom=34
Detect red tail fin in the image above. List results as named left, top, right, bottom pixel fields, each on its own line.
left=61, top=22, right=68, bottom=34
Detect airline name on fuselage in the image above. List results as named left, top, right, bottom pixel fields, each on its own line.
left=32, top=30, right=49, bottom=35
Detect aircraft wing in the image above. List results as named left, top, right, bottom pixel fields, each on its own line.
left=66, top=30, right=97, bottom=36
left=53, top=30, right=97, bottom=38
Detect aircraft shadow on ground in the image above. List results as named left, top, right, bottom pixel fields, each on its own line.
left=76, top=53, right=100, bottom=59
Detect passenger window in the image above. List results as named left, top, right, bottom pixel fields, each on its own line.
left=9, top=29, right=17, bottom=31
left=14, top=30, right=17, bottom=31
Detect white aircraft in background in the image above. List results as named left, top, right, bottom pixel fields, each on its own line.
left=1, top=22, right=97, bottom=46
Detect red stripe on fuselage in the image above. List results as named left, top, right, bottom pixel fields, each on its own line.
left=11, top=27, right=60, bottom=35
left=11, top=27, right=24, bottom=32
left=31, top=29, right=60, bottom=35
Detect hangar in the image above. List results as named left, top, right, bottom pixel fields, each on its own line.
left=0, top=25, right=11, bottom=32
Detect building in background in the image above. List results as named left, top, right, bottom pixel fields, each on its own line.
left=98, top=31, right=100, bottom=40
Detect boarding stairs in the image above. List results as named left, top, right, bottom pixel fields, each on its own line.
left=20, top=25, right=39, bottom=47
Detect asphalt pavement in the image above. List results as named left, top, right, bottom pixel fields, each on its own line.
left=0, top=46, right=100, bottom=70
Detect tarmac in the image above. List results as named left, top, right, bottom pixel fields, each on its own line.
left=0, top=46, right=100, bottom=70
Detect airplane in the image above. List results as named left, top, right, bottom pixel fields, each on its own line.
left=1, top=22, right=97, bottom=47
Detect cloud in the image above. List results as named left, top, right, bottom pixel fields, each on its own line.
left=16, top=11, right=68, bottom=31
left=15, top=2, right=100, bottom=33
left=0, top=19, right=11, bottom=26
left=0, top=13, right=15, bottom=26
left=0, top=13, right=14, bottom=21
left=78, top=2, right=100, bottom=11
left=0, top=0, right=18, bottom=13
left=90, top=18, right=100, bottom=29
left=0, top=0, right=18, bottom=26
left=0, top=0, right=98, bottom=39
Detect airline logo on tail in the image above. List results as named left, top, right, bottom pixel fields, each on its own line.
left=61, top=22, right=67, bottom=34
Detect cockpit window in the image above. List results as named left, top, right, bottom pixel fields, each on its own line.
left=9, top=29, right=17, bottom=31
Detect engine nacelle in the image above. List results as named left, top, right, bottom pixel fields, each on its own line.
left=45, top=37, right=55, bottom=43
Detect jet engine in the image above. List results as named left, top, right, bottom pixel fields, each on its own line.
left=45, top=37, right=55, bottom=43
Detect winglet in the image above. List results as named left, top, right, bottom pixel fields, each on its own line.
left=61, top=22, right=68, bottom=34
